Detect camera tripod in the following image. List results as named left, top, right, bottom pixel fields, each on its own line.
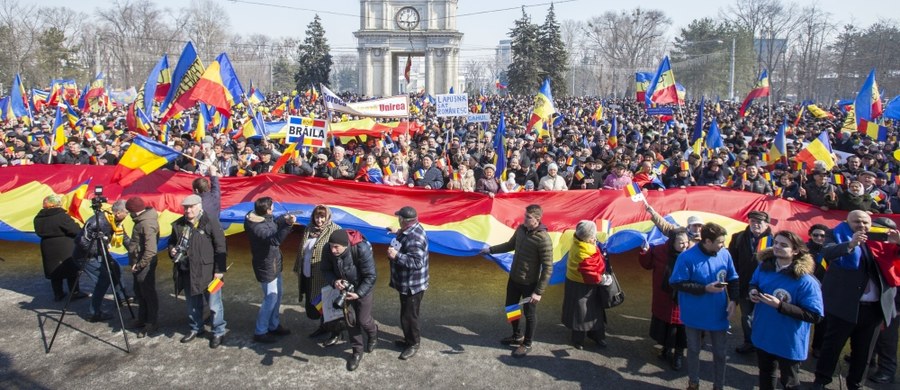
left=47, top=208, right=132, bottom=353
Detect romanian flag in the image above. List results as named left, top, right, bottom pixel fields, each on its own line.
left=675, top=82, right=686, bottom=104
left=66, top=178, right=91, bottom=223
left=818, top=255, right=827, bottom=271
left=207, top=278, right=224, bottom=294
left=185, top=53, right=243, bottom=118
left=691, top=97, right=705, bottom=155
left=384, top=164, right=395, bottom=177
left=625, top=182, right=645, bottom=202
left=62, top=100, right=80, bottom=129
left=871, top=190, right=885, bottom=203
left=774, top=187, right=783, bottom=197
left=194, top=104, right=210, bottom=144
left=150, top=55, right=171, bottom=104
left=51, top=107, right=67, bottom=152
left=403, top=55, right=412, bottom=83
left=505, top=304, right=522, bottom=323
left=414, top=169, right=424, bottom=180
left=592, top=104, right=604, bottom=125
left=84, top=71, right=106, bottom=112
left=767, top=120, right=787, bottom=165
left=756, top=236, right=771, bottom=252
left=761, top=172, right=772, bottom=182
left=706, top=118, right=724, bottom=151
left=833, top=173, right=845, bottom=186
left=858, top=119, right=888, bottom=142
left=574, top=169, right=585, bottom=180
left=10, top=74, right=31, bottom=125
left=806, top=104, right=834, bottom=119
left=635, top=72, right=653, bottom=102
left=645, top=56, right=678, bottom=107
left=312, top=294, right=323, bottom=314
left=271, top=102, right=286, bottom=117
left=248, top=86, right=265, bottom=105
left=494, top=112, right=508, bottom=180
left=271, top=136, right=303, bottom=174
left=607, top=116, right=618, bottom=149
left=159, top=42, right=205, bottom=123
left=327, top=161, right=336, bottom=169
left=794, top=131, right=835, bottom=171
left=111, top=135, right=182, bottom=187
left=526, top=78, right=556, bottom=133
left=739, top=70, right=770, bottom=117
left=854, top=68, right=882, bottom=122
left=680, top=161, right=690, bottom=172
left=653, top=162, right=667, bottom=175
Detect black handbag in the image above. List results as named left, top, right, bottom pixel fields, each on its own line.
left=598, top=251, right=625, bottom=309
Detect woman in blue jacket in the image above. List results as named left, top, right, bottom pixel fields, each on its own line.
left=749, top=231, right=823, bottom=390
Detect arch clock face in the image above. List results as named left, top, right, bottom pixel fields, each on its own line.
left=396, top=6, right=419, bottom=31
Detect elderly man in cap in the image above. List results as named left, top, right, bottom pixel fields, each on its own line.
left=407, top=154, right=443, bottom=189
left=125, top=196, right=160, bottom=338
left=386, top=206, right=430, bottom=360
left=800, top=168, right=840, bottom=211
left=170, top=194, right=228, bottom=348
left=812, top=211, right=898, bottom=389
left=728, top=210, right=775, bottom=354
left=644, top=205, right=703, bottom=246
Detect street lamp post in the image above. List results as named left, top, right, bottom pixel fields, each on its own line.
left=728, top=37, right=735, bottom=101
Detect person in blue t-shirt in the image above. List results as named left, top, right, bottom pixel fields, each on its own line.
left=669, top=222, right=739, bottom=390
left=749, top=231, right=824, bottom=390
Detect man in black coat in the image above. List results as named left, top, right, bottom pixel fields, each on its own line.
left=322, top=229, right=377, bottom=371
left=33, top=194, right=85, bottom=301
left=244, top=196, right=295, bottom=344
left=170, top=194, right=228, bottom=348
left=727, top=210, right=773, bottom=354
left=812, top=211, right=899, bottom=390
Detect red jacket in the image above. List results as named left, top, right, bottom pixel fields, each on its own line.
left=638, top=244, right=681, bottom=324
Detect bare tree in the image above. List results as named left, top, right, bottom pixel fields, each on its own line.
left=585, top=7, right=671, bottom=97
left=0, top=0, right=42, bottom=84
left=788, top=5, right=834, bottom=101
left=184, top=0, right=232, bottom=61
left=462, top=59, right=488, bottom=95
left=722, top=0, right=799, bottom=99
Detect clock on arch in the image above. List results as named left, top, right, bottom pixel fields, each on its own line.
left=395, top=6, right=419, bottom=31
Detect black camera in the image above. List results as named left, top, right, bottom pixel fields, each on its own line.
left=333, top=280, right=355, bottom=309
left=91, top=186, right=107, bottom=210
left=171, top=226, right=191, bottom=264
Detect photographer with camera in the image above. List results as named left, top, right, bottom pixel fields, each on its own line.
left=245, top=196, right=295, bottom=344
left=170, top=194, right=228, bottom=348
left=124, top=197, right=160, bottom=338
left=322, top=229, right=377, bottom=371
left=78, top=199, right=131, bottom=323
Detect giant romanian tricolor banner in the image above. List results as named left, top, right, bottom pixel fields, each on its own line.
left=0, top=165, right=866, bottom=285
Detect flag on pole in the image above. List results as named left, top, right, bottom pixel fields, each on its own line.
left=739, top=70, right=770, bottom=117
left=624, top=182, right=645, bottom=203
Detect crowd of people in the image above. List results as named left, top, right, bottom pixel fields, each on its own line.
left=15, top=88, right=900, bottom=387
left=3, top=89, right=899, bottom=215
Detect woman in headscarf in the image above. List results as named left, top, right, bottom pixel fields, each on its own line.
left=561, top=220, right=608, bottom=349
left=294, top=205, right=341, bottom=338
left=639, top=227, right=691, bottom=370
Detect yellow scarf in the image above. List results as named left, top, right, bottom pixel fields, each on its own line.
left=106, top=212, right=125, bottom=248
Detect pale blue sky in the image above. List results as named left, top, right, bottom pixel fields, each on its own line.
left=37, top=0, right=891, bottom=62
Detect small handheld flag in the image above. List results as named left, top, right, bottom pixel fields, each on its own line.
left=756, top=236, right=771, bottom=253
left=505, top=304, right=523, bottom=323
left=625, top=182, right=645, bottom=203
left=207, top=277, right=224, bottom=294
left=833, top=174, right=845, bottom=186
left=680, top=161, right=690, bottom=172
left=312, top=294, right=324, bottom=314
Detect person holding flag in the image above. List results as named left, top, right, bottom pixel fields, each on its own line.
left=482, top=204, right=553, bottom=358
left=728, top=210, right=774, bottom=354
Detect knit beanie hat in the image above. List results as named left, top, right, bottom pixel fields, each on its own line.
left=125, top=197, right=146, bottom=213
left=329, top=229, right=350, bottom=247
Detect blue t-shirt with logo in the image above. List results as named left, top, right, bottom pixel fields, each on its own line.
left=669, top=245, right=739, bottom=331
left=750, top=266, right=823, bottom=361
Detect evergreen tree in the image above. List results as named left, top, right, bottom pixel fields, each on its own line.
left=36, top=27, right=82, bottom=82
left=272, top=56, right=296, bottom=93
left=507, top=8, right=541, bottom=95
left=538, top=4, right=568, bottom=96
left=294, top=15, right=333, bottom=91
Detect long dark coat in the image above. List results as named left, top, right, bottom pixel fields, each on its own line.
left=33, top=207, right=81, bottom=278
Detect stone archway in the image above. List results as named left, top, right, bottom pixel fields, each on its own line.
left=355, top=1, right=462, bottom=96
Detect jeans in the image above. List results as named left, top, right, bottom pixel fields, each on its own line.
left=505, top=280, right=537, bottom=345
left=686, top=327, right=728, bottom=389
left=739, top=297, right=755, bottom=344
left=88, top=256, right=127, bottom=316
left=757, top=348, right=801, bottom=389
left=255, top=274, right=283, bottom=335
left=187, top=288, right=226, bottom=337
left=133, top=261, right=158, bottom=326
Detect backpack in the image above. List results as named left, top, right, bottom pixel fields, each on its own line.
left=346, top=229, right=369, bottom=261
